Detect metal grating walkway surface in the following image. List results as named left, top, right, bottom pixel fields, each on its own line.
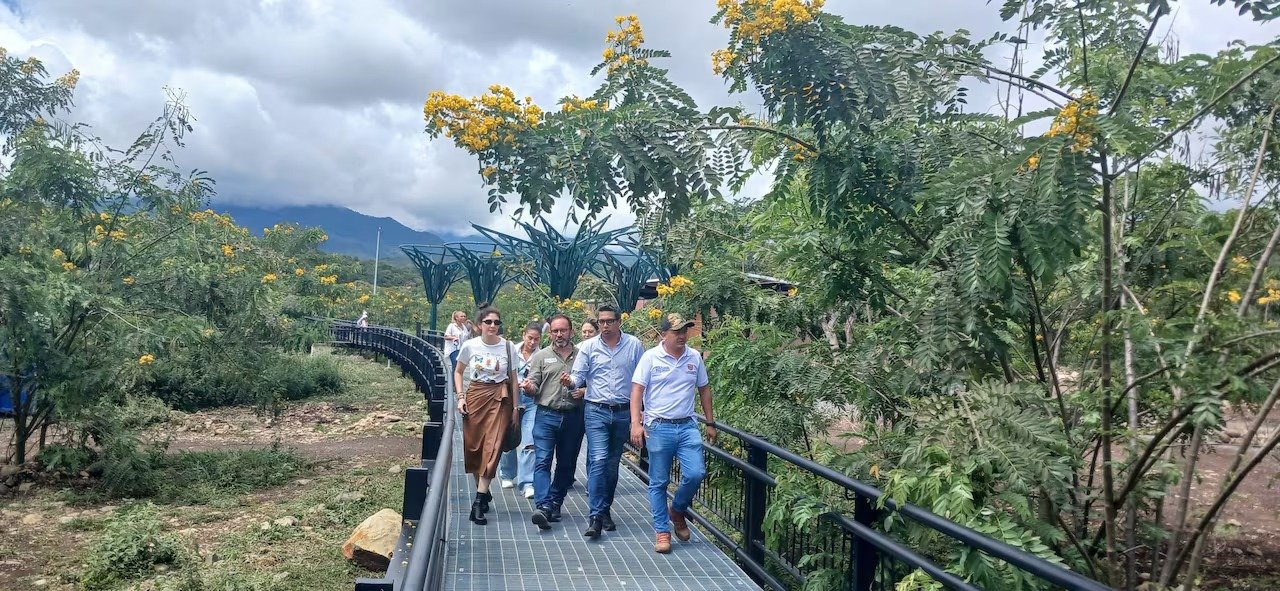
left=442, top=430, right=759, bottom=590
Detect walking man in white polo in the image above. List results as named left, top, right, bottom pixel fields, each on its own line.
left=630, top=313, right=717, bottom=553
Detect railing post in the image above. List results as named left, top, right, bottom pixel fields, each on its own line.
left=852, top=494, right=881, bottom=591
left=743, top=441, right=768, bottom=570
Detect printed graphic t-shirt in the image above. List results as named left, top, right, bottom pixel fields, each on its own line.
left=458, top=337, right=511, bottom=384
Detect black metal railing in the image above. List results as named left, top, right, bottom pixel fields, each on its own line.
left=326, top=317, right=1109, bottom=591
left=624, top=418, right=1113, bottom=591
left=322, top=320, right=455, bottom=591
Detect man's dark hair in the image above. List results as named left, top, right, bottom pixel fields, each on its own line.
left=596, top=305, right=619, bottom=320
left=546, top=313, right=573, bottom=329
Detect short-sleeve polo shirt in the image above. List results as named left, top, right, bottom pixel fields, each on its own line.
left=631, top=344, right=708, bottom=425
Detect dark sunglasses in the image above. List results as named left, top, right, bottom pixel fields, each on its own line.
left=598, top=318, right=619, bottom=324
left=482, top=319, right=503, bottom=326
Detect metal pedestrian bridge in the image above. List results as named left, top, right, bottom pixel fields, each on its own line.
left=324, top=320, right=1112, bottom=591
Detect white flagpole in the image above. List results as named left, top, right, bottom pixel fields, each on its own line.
left=373, top=226, right=381, bottom=297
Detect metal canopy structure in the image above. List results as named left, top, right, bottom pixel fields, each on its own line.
left=472, top=218, right=632, bottom=303
left=445, top=241, right=521, bottom=309
left=591, top=237, right=660, bottom=313
left=400, top=244, right=464, bottom=331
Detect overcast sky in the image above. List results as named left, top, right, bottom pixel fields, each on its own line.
left=0, top=1, right=1273, bottom=236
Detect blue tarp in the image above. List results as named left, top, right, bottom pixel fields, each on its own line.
left=0, top=374, right=34, bottom=415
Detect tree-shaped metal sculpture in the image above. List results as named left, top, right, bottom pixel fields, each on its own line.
left=401, top=244, right=463, bottom=331
left=445, top=242, right=520, bottom=309
left=472, top=218, right=630, bottom=303
left=592, top=237, right=660, bottom=313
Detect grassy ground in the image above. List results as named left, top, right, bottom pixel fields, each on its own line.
left=0, top=351, right=421, bottom=591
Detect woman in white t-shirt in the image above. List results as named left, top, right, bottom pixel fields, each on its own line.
left=444, top=310, right=472, bottom=368
left=454, top=307, right=517, bottom=525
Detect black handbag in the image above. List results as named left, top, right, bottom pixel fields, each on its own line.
left=500, top=342, right=523, bottom=452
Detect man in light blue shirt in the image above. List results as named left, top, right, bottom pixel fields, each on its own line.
left=560, top=305, right=644, bottom=538
left=629, top=313, right=716, bottom=554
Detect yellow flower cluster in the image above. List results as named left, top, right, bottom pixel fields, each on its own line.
left=320, top=274, right=339, bottom=285
left=1230, top=255, right=1250, bottom=274
left=295, top=268, right=306, bottom=276
left=123, top=276, right=136, bottom=285
left=647, top=307, right=664, bottom=320
left=424, top=85, right=543, bottom=152
left=711, top=48, right=737, bottom=76
left=1257, top=280, right=1280, bottom=306
left=1227, top=289, right=1242, bottom=304
left=603, top=15, right=649, bottom=74
left=787, top=287, right=798, bottom=297
left=52, top=248, right=64, bottom=260
left=19, top=56, right=40, bottom=75
left=716, top=0, right=824, bottom=43
left=358, top=294, right=371, bottom=303
left=1045, top=91, right=1099, bottom=153
left=1023, top=153, right=1041, bottom=171
left=138, top=353, right=156, bottom=365
left=221, top=244, right=235, bottom=258
left=261, top=273, right=279, bottom=283
left=558, top=298, right=588, bottom=311
left=188, top=209, right=236, bottom=228
left=227, top=265, right=245, bottom=275
left=56, top=68, right=80, bottom=89
left=313, top=264, right=330, bottom=272
left=560, top=95, right=609, bottom=114
left=655, top=275, right=693, bottom=297
left=62, top=261, right=76, bottom=271
left=201, top=327, right=216, bottom=337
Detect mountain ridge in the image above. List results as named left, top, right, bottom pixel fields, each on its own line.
left=215, top=204, right=470, bottom=261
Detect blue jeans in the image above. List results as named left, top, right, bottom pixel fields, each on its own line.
left=499, top=394, right=537, bottom=487
left=532, top=405, right=585, bottom=510
left=584, top=402, right=630, bottom=518
left=645, top=421, right=705, bottom=533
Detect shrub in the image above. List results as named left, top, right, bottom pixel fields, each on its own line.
left=81, top=503, right=190, bottom=590
left=148, top=348, right=346, bottom=411
left=263, top=355, right=345, bottom=401
left=147, top=345, right=272, bottom=410
left=158, top=445, right=307, bottom=505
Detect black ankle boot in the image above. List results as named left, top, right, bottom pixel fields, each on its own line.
left=470, top=496, right=488, bottom=525
left=479, top=491, right=493, bottom=513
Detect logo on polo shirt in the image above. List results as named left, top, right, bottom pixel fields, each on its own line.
left=686, top=363, right=695, bottom=372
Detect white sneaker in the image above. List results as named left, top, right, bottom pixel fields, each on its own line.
left=501, top=479, right=515, bottom=489
left=523, top=485, right=535, bottom=499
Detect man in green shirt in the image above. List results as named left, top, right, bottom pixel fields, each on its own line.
left=520, top=314, right=584, bottom=530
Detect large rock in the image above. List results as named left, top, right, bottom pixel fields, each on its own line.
left=342, top=509, right=401, bottom=570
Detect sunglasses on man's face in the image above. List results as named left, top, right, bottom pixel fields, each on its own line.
left=482, top=319, right=503, bottom=326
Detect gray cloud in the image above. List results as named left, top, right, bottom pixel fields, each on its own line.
left=1, top=0, right=1274, bottom=238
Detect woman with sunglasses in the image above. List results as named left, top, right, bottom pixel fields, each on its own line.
left=454, top=307, right=519, bottom=525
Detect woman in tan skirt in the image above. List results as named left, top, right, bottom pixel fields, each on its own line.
left=454, top=307, right=518, bottom=525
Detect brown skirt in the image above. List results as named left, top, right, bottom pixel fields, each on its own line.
left=462, top=380, right=513, bottom=479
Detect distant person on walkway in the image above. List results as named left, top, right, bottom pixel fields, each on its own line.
left=454, top=307, right=518, bottom=526
left=356, top=310, right=369, bottom=329
left=499, top=322, right=542, bottom=498
left=562, top=305, right=644, bottom=538
left=521, top=314, right=586, bottom=530
left=578, top=317, right=598, bottom=348
left=444, top=310, right=471, bottom=368
left=630, top=313, right=716, bottom=553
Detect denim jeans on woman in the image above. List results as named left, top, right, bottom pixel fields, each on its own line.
left=645, top=420, right=706, bottom=533
left=498, top=393, right=537, bottom=487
